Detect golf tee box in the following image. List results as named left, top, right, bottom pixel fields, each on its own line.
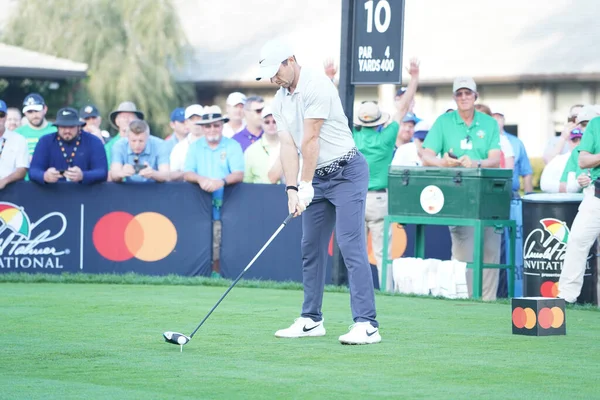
left=387, top=166, right=512, bottom=219
left=511, top=297, right=566, bottom=336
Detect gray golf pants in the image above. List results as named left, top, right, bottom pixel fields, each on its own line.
left=300, top=153, right=378, bottom=327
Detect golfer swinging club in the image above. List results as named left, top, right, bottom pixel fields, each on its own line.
left=256, top=39, right=380, bottom=345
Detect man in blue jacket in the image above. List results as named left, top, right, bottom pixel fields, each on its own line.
left=29, top=107, right=108, bottom=185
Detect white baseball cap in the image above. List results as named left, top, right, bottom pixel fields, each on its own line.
left=256, top=38, right=294, bottom=81
left=453, top=76, right=477, bottom=93
left=185, top=104, right=204, bottom=119
left=261, top=106, right=273, bottom=119
left=226, top=92, right=247, bottom=106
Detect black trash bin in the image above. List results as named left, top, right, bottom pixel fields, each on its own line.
left=522, top=193, right=597, bottom=305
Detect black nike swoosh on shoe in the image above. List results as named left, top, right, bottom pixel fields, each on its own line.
left=302, top=324, right=320, bottom=332
left=366, top=329, right=378, bottom=337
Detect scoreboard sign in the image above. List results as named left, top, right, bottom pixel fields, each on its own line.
left=351, top=0, right=405, bottom=85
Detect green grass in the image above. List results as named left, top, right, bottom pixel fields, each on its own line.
left=1, top=279, right=599, bottom=399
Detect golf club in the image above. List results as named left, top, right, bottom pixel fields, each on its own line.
left=164, top=212, right=294, bottom=351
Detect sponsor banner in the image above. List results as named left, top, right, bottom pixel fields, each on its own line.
left=0, top=182, right=213, bottom=276
left=522, top=198, right=597, bottom=304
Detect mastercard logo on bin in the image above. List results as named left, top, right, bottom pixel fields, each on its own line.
left=93, top=212, right=177, bottom=262
left=512, top=306, right=564, bottom=330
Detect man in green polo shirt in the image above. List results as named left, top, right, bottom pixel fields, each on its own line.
left=558, top=105, right=600, bottom=192
left=421, top=76, right=502, bottom=301
left=16, top=93, right=57, bottom=156
left=352, top=59, right=419, bottom=290
left=558, top=112, right=600, bottom=303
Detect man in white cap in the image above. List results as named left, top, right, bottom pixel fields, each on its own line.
left=170, top=104, right=205, bottom=181
left=184, top=105, right=244, bottom=278
left=256, top=38, right=380, bottom=345
left=222, top=92, right=247, bottom=138
left=16, top=93, right=57, bottom=157
left=421, top=76, right=502, bottom=301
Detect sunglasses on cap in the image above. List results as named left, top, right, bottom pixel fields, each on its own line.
left=202, top=122, right=223, bottom=128
left=0, top=112, right=5, bottom=118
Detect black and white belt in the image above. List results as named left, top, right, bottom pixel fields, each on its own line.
left=315, top=147, right=358, bottom=177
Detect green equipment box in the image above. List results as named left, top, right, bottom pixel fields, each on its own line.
left=388, top=167, right=512, bottom=220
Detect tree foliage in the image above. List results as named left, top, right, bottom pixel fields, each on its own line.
left=2, top=0, right=195, bottom=135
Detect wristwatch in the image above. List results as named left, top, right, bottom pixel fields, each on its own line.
left=477, top=160, right=482, bottom=168
left=286, top=185, right=298, bottom=193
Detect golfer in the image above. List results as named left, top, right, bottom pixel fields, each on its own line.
left=256, top=39, right=380, bottom=345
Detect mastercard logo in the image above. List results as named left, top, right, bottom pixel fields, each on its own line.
left=512, top=306, right=564, bottom=330
left=540, top=281, right=559, bottom=298
left=93, top=211, right=177, bottom=262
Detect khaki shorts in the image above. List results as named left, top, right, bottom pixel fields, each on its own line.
left=213, top=220, right=222, bottom=262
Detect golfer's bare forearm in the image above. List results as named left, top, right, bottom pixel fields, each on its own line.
left=300, top=119, right=323, bottom=183
left=300, top=136, right=318, bottom=183
left=280, top=142, right=299, bottom=185
left=578, top=151, right=600, bottom=169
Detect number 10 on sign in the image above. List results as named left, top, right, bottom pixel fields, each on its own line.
left=351, top=0, right=405, bottom=84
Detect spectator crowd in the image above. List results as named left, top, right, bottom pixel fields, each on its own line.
left=0, top=59, right=596, bottom=290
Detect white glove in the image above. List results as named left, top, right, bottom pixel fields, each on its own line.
left=298, top=181, right=314, bottom=209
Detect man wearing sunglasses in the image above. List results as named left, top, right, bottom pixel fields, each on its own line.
left=0, top=100, right=29, bottom=189
left=421, top=76, right=502, bottom=301
left=184, top=105, right=244, bottom=278
left=256, top=38, right=380, bottom=345
left=232, top=96, right=265, bottom=152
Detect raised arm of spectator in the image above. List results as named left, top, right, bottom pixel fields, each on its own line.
left=544, top=122, right=575, bottom=164
left=393, top=58, right=420, bottom=124
left=268, top=158, right=284, bottom=184
left=81, top=138, right=108, bottom=184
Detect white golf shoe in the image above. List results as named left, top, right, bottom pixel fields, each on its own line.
left=274, top=317, right=326, bottom=338
left=338, top=321, right=381, bottom=345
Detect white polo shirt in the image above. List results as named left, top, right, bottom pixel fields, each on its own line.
left=0, top=130, right=29, bottom=179
left=170, top=134, right=202, bottom=172
left=272, top=68, right=355, bottom=168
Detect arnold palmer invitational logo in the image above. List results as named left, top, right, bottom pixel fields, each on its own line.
left=0, top=202, right=68, bottom=269
left=523, top=218, right=592, bottom=281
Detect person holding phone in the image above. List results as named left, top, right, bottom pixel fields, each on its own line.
left=29, top=107, right=108, bottom=185
left=110, top=120, right=170, bottom=182
left=420, top=77, right=502, bottom=301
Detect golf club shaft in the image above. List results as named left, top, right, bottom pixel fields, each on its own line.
left=189, top=213, right=294, bottom=338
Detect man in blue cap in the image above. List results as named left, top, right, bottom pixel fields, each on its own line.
left=29, top=107, right=108, bottom=185
left=0, top=100, right=29, bottom=189
left=16, top=93, right=57, bottom=157
left=164, top=107, right=189, bottom=155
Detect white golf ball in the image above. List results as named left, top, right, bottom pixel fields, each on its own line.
left=177, top=336, right=187, bottom=345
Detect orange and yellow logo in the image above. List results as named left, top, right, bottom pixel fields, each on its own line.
left=540, top=281, right=559, bottom=297
left=512, top=306, right=564, bottom=330
left=93, top=212, right=177, bottom=262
